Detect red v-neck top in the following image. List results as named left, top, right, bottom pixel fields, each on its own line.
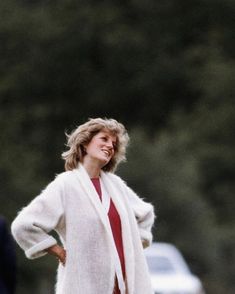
left=91, top=178, right=126, bottom=282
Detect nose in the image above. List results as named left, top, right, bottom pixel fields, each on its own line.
left=106, top=140, right=114, bottom=149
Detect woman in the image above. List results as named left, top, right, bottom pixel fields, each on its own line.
left=11, top=118, right=155, bottom=294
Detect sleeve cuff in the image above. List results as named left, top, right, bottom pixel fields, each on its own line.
left=25, top=236, right=57, bottom=259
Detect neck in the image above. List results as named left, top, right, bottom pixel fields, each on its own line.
left=81, top=158, right=102, bottom=178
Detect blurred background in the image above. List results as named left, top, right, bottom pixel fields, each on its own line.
left=0, top=0, right=234, bottom=293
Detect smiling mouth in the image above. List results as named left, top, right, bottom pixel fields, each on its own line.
left=101, top=149, right=111, bottom=157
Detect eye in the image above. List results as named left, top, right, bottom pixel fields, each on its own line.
left=101, top=136, right=108, bottom=141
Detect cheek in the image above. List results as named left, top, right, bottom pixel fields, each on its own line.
left=86, top=145, right=97, bottom=154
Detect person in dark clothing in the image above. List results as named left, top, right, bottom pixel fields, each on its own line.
left=0, top=216, right=16, bottom=294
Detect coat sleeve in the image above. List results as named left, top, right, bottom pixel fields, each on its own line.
left=124, top=184, right=155, bottom=249
left=11, top=175, right=65, bottom=259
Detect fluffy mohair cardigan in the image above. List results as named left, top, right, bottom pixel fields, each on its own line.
left=11, top=164, right=155, bottom=294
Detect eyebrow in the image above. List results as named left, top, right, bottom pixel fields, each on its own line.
left=101, top=132, right=117, bottom=145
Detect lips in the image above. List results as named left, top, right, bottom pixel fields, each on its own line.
left=101, top=149, right=111, bottom=157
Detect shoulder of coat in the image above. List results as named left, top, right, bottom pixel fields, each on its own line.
left=53, top=170, right=74, bottom=183
left=55, top=170, right=73, bottom=179
left=105, top=172, right=127, bottom=187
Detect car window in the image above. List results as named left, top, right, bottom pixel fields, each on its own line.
left=146, top=256, right=176, bottom=274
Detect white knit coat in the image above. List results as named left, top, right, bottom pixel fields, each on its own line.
left=11, top=164, right=155, bottom=294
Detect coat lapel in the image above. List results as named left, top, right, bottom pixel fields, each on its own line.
left=101, top=171, right=135, bottom=294
left=100, top=171, right=128, bottom=220
left=73, top=164, right=112, bottom=235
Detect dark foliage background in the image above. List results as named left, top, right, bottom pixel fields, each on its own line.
left=0, top=0, right=235, bottom=293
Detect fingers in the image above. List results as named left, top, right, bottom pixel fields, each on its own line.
left=57, top=249, right=66, bottom=266
left=58, top=258, right=66, bottom=266
left=47, top=245, right=67, bottom=266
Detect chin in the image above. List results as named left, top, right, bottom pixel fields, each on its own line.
left=99, top=158, right=111, bottom=168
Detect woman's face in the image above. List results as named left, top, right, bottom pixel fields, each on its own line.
left=83, top=130, right=117, bottom=167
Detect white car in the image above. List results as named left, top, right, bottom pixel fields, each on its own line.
left=145, top=242, right=205, bottom=294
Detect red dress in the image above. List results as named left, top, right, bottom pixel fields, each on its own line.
left=91, top=178, right=125, bottom=294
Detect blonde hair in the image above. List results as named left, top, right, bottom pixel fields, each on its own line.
left=61, top=118, right=129, bottom=172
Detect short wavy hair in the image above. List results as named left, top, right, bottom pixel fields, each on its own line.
left=61, top=118, right=129, bottom=172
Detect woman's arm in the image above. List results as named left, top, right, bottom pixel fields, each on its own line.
left=11, top=175, right=65, bottom=259
left=125, top=185, right=155, bottom=248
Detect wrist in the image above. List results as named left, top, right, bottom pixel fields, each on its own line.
left=47, top=244, right=62, bottom=256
